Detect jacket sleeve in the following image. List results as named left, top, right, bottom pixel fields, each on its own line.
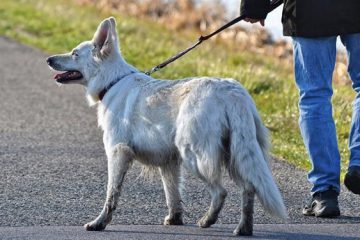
left=240, top=0, right=270, bottom=19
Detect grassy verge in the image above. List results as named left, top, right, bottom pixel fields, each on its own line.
left=0, top=0, right=355, bottom=179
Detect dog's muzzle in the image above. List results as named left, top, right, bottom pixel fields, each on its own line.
left=46, top=57, right=84, bottom=84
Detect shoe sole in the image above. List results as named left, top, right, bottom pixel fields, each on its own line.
left=344, top=172, right=360, bottom=195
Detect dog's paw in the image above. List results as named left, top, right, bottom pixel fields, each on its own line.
left=84, top=221, right=107, bottom=231
left=197, top=216, right=216, bottom=228
left=233, top=225, right=253, bottom=236
left=164, top=213, right=183, bottom=225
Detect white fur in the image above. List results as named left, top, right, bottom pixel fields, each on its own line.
left=47, top=17, right=287, bottom=236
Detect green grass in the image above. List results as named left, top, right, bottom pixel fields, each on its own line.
left=0, top=0, right=355, bottom=179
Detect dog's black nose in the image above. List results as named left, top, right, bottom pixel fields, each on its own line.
left=46, top=57, right=53, bottom=65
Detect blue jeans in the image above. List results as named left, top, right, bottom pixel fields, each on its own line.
left=293, top=34, right=360, bottom=195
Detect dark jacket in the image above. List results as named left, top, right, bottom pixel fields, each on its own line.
left=240, top=0, right=360, bottom=37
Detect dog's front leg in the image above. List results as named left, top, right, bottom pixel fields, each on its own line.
left=84, top=143, right=134, bottom=231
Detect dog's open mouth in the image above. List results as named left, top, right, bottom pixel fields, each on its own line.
left=54, top=71, right=83, bottom=83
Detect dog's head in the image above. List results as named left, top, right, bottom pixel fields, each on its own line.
left=46, top=17, right=121, bottom=86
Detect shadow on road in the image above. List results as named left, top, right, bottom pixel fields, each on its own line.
left=102, top=224, right=360, bottom=240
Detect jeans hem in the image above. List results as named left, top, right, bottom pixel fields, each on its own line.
left=311, top=185, right=340, bottom=196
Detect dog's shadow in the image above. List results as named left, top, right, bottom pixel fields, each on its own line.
left=100, top=224, right=359, bottom=240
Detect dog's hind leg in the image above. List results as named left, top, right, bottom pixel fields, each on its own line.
left=177, top=144, right=227, bottom=228
left=233, top=184, right=255, bottom=236
left=160, top=163, right=183, bottom=225
left=197, top=180, right=227, bottom=228
left=84, top=143, right=134, bottom=231
left=195, top=149, right=227, bottom=228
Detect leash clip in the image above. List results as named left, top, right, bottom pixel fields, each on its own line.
left=145, top=66, right=160, bottom=76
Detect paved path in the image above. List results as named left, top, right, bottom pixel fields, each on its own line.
left=1, top=224, right=360, bottom=240
left=0, top=36, right=359, bottom=239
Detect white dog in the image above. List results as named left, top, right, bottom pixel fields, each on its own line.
left=46, top=17, right=287, bottom=236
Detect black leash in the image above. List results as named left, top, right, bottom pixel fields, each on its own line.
left=145, top=0, right=283, bottom=76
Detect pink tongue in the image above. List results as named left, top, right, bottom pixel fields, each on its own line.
left=54, top=71, right=71, bottom=80
left=54, top=73, right=62, bottom=80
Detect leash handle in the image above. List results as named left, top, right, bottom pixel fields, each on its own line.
left=145, top=0, right=283, bottom=76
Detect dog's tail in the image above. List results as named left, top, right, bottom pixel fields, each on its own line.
left=226, top=96, right=287, bottom=220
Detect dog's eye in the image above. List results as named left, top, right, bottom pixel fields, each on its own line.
left=72, top=50, right=79, bottom=57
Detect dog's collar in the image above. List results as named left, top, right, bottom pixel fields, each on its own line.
left=98, top=72, right=136, bottom=101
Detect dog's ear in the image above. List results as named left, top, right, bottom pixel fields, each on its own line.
left=108, top=17, right=119, bottom=45
left=92, top=18, right=116, bottom=59
left=108, top=17, right=117, bottom=29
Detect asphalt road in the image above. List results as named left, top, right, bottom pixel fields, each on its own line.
left=0, top=36, right=360, bottom=239
left=1, top=224, right=360, bottom=240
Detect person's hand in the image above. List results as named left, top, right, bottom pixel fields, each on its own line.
left=244, top=18, right=265, bottom=26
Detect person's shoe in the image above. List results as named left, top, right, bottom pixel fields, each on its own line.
left=302, top=189, right=340, bottom=218
left=344, top=166, right=360, bottom=195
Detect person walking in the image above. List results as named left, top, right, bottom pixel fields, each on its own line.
left=240, top=0, right=360, bottom=217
